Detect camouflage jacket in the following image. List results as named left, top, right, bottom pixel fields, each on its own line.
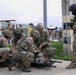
left=37, top=29, right=50, bottom=46
left=0, top=36, right=7, bottom=48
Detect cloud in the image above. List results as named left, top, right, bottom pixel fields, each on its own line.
left=47, top=16, right=62, bottom=28
left=0, top=0, right=62, bottom=27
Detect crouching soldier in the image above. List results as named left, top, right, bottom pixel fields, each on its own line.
left=8, top=29, right=34, bottom=72
left=0, top=29, right=12, bottom=67
left=30, top=28, right=54, bottom=66
left=36, top=23, right=54, bottom=63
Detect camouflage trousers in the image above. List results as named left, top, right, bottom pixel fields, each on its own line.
left=72, top=34, right=76, bottom=61
left=42, top=47, right=54, bottom=60
left=35, top=44, right=54, bottom=64
left=0, top=47, right=11, bottom=62
left=13, top=51, right=34, bottom=68
left=35, top=53, right=45, bottom=64
left=66, top=34, right=76, bottom=69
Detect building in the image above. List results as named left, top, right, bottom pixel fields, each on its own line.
left=0, top=20, right=16, bottom=35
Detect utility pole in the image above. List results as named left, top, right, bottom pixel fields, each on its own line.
left=43, top=0, right=47, bottom=29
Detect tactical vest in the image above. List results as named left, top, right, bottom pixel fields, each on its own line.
left=16, top=35, right=28, bottom=51
left=38, top=30, right=49, bottom=46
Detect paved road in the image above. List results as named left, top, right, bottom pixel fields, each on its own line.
left=0, top=60, right=75, bottom=75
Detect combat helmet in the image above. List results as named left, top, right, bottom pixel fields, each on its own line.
left=36, top=23, right=43, bottom=30
left=13, top=29, right=22, bottom=38
left=25, top=37, right=34, bottom=46
left=69, top=4, right=76, bottom=15
left=30, top=29, right=40, bottom=39
left=2, top=29, right=12, bottom=39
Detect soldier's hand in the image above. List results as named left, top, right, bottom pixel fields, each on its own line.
left=34, top=50, right=38, bottom=53
left=9, top=54, right=13, bottom=57
left=39, top=44, right=43, bottom=49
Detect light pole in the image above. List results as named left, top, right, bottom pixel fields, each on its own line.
left=43, top=0, right=47, bottom=29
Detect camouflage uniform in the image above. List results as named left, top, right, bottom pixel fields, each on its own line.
left=66, top=4, right=76, bottom=69
left=18, top=25, right=24, bottom=33
left=10, top=29, right=34, bottom=72
left=7, top=25, right=13, bottom=32
left=0, top=29, right=12, bottom=64
left=58, top=28, right=62, bottom=41
left=30, top=29, right=45, bottom=64
left=66, top=16, right=76, bottom=69
left=35, top=23, right=54, bottom=63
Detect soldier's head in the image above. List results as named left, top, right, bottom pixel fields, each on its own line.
left=30, top=29, right=40, bottom=41
left=13, top=29, right=22, bottom=39
left=19, top=24, right=22, bottom=27
left=25, top=37, right=34, bottom=46
left=2, top=29, right=12, bottom=39
left=29, top=23, right=34, bottom=28
left=69, top=4, right=76, bottom=15
left=36, top=23, right=43, bottom=33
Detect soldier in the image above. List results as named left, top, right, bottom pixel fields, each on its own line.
left=7, top=24, right=13, bottom=32
left=58, top=27, right=62, bottom=41
left=18, top=25, right=24, bottom=33
left=30, top=29, right=47, bottom=65
left=8, top=29, right=34, bottom=72
left=0, top=29, right=12, bottom=66
left=30, top=29, right=40, bottom=45
left=36, top=23, right=54, bottom=63
left=66, top=4, right=76, bottom=69
left=7, top=24, right=13, bottom=44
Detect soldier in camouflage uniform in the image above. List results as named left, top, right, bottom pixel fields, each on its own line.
left=30, top=29, right=45, bottom=64
left=35, top=23, right=54, bottom=63
left=66, top=4, right=76, bottom=69
left=9, top=29, right=34, bottom=72
left=58, top=27, right=62, bottom=41
left=0, top=29, right=12, bottom=66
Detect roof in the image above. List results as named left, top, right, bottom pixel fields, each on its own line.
left=0, top=20, right=15, bottom=22
left=48, top=26, right=56, bottom=29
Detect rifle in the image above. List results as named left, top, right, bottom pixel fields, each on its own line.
left=33, top=45, right=41, bottom=53
left=31, top=58, right=62, bottom=68
left=17, top=35, right=27, bottom=46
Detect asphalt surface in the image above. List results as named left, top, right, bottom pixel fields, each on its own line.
left=0, top=60, right=76, bottom=75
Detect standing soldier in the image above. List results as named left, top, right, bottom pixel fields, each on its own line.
left=18, top=25, right=24, bottom=33
left=66, top=4, right=76, bottom=69
left=7, top=24, right=13, bottom=32
left=58, top=27, right=62, bottom=41
left=7, top=24, right=13, bottom=44
left=0, top=29, right=12, bottom=66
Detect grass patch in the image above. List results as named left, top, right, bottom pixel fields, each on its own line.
left=51, top=41, right=72, bottom=61
left=7, top=44, right=12, bottom=49
left=6, top=42, right=72, bottom=61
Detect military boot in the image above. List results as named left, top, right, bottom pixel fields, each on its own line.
left=20, top=66, right=31, bottom=72
left=8, top=57, right=16, bottom=71
left=66, top=58, right=76, bottom=69
left=66, top=63, right=76, bottom=69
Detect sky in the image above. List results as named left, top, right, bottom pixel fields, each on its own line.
left=0, top=0, right=62, bottom=28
